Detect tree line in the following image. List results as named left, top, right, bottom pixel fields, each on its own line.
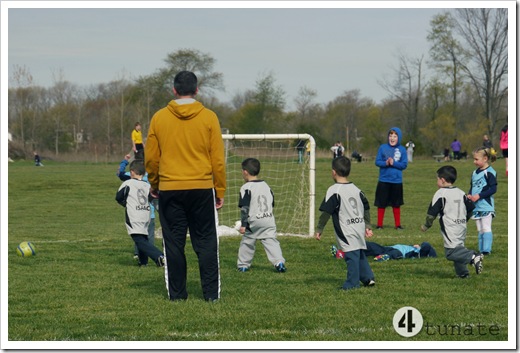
left=8, top=9, right=508, bottom=161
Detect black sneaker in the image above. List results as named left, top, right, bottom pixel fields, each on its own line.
left=275, top=262, right=287, bottom=273
left=395, top=226, right=404, bottom=230
left=472, top=254, right=483, bottom=274
left=458, top=273, right=470, bottom=279
left=376, top=226, right=384, bottom=230
left=157, top=255, right=166, bottom=267
left=363, top=279, right=376, bottom=287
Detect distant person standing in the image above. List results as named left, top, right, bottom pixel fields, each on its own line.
left=33, top=151, right=43, bottom=167
left=145, top=71, right=226, bottom=302
left=405, top=140, right=415, bottom=162
left=482, top=134, right=493, bottom=149
left=450, top=139, right=462, bottom=160
left=296, top=140, right=306, bottom=164
left=132, top=122, right=145, bottom=161
left=500, top=124, right=508, bottom=176
left=330, top=141, right=344, bottom=159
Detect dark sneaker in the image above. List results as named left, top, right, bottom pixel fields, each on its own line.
left=363, top=279, right=376, bottom=287
left=157, top=255, right=166, bottom=267
left=458, top=273, right=470, bottom=279
left=395, top=226, right=404, bottom=230
left=237, top=267, right=249, bottom=272
left=375, top=226, right=384, bottom=230
left=275, top=262, right=287, bottom=273
left=472, top=254, right=483, bottom=274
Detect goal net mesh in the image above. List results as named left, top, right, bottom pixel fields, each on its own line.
left=218, top=135, right=314, bottom=237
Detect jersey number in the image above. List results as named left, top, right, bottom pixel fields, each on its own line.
left=257, top=195, right=269, bottom=212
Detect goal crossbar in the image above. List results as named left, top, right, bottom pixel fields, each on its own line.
left=222, top=133, right=316, bottom=237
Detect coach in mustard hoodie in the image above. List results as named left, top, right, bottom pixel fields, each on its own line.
left=145, top=71, right=226, bottom=302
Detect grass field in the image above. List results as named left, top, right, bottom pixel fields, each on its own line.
left=4, top=157, right=513, bottom=348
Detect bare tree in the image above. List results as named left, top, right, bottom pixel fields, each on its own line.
left=159, top=48, right=224, bottom=97
left=378, top=53, right=425, bottom=137
left=294, top=86, right=318, bottom=124
left=427, top=11, right=467, bottom=119
left=9, top=65, right=34, bottom=156
left=453, top=8, right=508, bottom=135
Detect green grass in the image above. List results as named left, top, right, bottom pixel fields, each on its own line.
left=6, top=158, right=511, bottom=347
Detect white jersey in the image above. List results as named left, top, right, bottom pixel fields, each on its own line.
left=239, top=180, right=277, bottom=239
left=426, top=186, right=473, bottom=249
left=319, top=182, right=370, bottom=252
left=116, top=178, right=151, bottom=235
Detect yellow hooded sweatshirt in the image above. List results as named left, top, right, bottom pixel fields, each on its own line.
left=145, top=99, right=226, bottom=199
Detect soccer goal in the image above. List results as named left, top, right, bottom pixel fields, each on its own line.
left=219, top=133, right=316, bottom=237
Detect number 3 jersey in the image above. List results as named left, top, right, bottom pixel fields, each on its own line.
left=239, top=180, right=276, bottom=239
left=116, top=178, right=151, bottom=235
left=319, top=182, right=370, bottom=252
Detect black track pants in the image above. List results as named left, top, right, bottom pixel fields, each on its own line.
left=159, top=189, right=220, bottom=301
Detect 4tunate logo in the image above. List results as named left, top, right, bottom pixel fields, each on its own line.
left=393, top=307, right=501, bottom=337
left=393, top=307, right=423, bottom=337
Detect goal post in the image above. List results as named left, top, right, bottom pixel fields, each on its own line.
left=219, top=133, right=316, bottom=237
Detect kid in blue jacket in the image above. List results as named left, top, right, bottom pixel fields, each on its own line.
left=374, top=127, right=408, bottom=229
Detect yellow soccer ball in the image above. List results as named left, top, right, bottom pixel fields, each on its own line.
left=16, top=241, right=36, bottom=257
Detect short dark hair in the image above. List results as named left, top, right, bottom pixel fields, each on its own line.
left=174, top=71, right=198, bottom=96
left=437, top=165, right=457, bottom=184
left=129, top=160, right=145, bottom=176
left=332, top=156, right=351, bottom=177
left=242, top=158, right=261, bottom=176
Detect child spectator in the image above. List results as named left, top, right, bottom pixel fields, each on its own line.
left=116, top=153, right=159, bottom=261
left=33, top=151, right=43, bottom=167
left=443, top=147, right=450, bottom=162
left=132, top=122, right=145, bottom=160
left=316, top=156, right=375, bottom=290
left=374, top=127, right=408, bottom=229
left=405, top=140, right=415, bottom=162
left=421, top=165, right=482, bottom=278
left=116, top=160, right=164, bottom=267
left=237, top=158, right=286, bottom=273
left=482, top=134, right=493, bottom=149
left=467, top=147, right=498, bottom=255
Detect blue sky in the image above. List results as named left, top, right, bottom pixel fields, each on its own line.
left=3, top=1, right=512, bottom=110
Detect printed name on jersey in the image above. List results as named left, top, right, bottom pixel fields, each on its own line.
left=255, top=212, right=273, bottom=219
left=345, top=217, right=365, bottom=225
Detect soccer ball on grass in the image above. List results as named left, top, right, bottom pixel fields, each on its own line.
left=16, top=241, right=36, bottom=257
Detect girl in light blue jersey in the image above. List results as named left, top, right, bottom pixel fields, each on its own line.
left=468, top=147, right=498, bottom=255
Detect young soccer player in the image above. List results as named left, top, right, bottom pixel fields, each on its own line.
left=467, top=147, right=498, bottom=255
left=421, top=165, right=482, bottom=278
left=316, top=156, right=375, bottom=290
left=237, top=158, right=286, bottom=273
left=116, top=160, right=164, bottom=267
left=116, top=153, right=158, bottom=261
left=374, top=127, right=408, bottom=229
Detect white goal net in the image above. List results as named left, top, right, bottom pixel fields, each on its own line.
left=218, top=134, right=315, bottom=237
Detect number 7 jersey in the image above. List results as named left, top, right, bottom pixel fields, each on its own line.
left=426, top=186, right=474, bottom=248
